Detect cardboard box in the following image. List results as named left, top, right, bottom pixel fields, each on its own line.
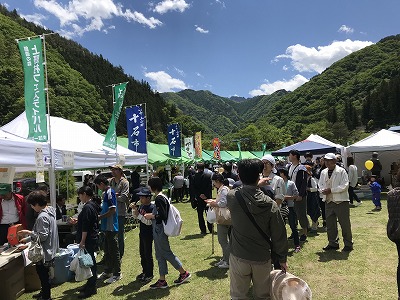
left=24, top=263, right=41, bottom=292
left=0, top=255, right=25, bottom=300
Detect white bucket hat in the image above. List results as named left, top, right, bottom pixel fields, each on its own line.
left=261, top=154, right=277, bottom=173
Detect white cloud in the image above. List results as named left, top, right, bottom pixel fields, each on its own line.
left=174, top=67, right=186, bottom=77
left=196, top=72, right=204, bottom=78
left=249, top=74, right=309, bottom=96
left=32, top=0, right=162, bottom=37
left=144, top=70, right=188, bottom=92
left=153, top=0, right=189, bottom=14
left=338, top=25, right=354, bottom=34
left=20, top=13, right=48, bottom=28
left=276, top=39, right=373, bottom=73
left=2, top=2, right=9, bottom=9
left=34, top=0, right=78, bottom=26
left=195, top=25, right=209, bottom=34
left=215, top=0, right=226, bottom=8
left=121, top=9, right=162, bottom=29
left=282, top=65, right=288, bottom=71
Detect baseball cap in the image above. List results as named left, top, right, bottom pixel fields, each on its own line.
left=324, top=153, right=337, bottom=160
left=137, top=187, right=152, bottom=196
left=261, top=154, right=277, bottom=173
left=0, top=183, right=12, bottom=195
left=109, top=164, right=123, bottom=170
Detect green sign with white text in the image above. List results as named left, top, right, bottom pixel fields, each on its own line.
left=18, top=37, right=48, bottom=142
left=103, top=82, right=128, bottom=149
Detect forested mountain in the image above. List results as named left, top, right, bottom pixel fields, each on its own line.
left=162, top=35, right=400, bottom=148
left=2, top=5, right=400, bottom=151
left=0, top=6, right=173, bottom=143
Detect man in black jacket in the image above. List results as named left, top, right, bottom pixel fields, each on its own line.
left=193, top=163, right=213, bottom=234
left=288, top=149, right=309, bottom=242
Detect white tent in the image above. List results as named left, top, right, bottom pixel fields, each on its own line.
left=347, top=129, right=400, bottom=186
left=306, top=134, right=347, bottom=160
left=1, top=112, right=147, bottom=170
left=1, top=112, right=147, bottom=205
left=0, top=129, right=49, bottom=172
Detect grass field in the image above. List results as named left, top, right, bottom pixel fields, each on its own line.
left=19, top=196, right=398, bottom=300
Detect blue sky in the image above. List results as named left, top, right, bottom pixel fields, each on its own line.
left=3, top=0, right=400, bottom=97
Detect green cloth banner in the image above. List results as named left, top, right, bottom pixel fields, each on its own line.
left=103, top=82, right=128, bottom=149
left=237, top=141, right=242, bottom=160
left=18, top=37, right=48, bottom=142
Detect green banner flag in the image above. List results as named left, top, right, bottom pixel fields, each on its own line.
left=18, top=37, right=48, bottom=142
left=103, top=82, right=128, bottom=149
left=262, top=143, right=267, bottom=155
left=237, top=141, right=242, bottom=160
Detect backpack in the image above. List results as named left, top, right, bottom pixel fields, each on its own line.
left=160, top=194, right=183, bottom=237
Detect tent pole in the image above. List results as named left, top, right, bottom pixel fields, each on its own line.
left=42, top=34, right=56, bottom=207
left=144, top=103, right=149, bottom=184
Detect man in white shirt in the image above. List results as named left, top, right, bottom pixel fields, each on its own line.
left=318, top=153, right=353, bottom=252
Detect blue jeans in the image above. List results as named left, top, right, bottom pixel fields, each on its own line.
left=153, top=223, right=182, bottom=276
left=288, top=207, right=300, bottom=247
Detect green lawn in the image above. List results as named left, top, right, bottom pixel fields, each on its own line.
left=20, top=197, right=398, bottom=300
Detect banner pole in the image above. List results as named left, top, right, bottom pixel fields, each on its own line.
left=144, top=103, right=149, bottom=183
left=42, top=34, right=56, bottom=207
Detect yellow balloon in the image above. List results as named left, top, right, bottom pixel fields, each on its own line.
left=365, top=160, right=374, bottom=170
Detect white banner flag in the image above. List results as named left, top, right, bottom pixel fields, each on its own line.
left=184, top=137, right=194, bottom=160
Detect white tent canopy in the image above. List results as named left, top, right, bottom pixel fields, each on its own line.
left=347, top=129, right=400, bottom=185
left=1, top=112, right=147, bottom=171
left=0, top=129, right=49, bottom=172
left=306, top=134, right=347, bottom=160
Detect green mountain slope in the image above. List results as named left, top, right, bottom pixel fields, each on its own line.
left=264, top=35, right=400, bottom=138
left=163, top=35, right=400, bottom=145
left=162, top=90, right=244, bottom=136
left=0, top=6, right=171, bottom=142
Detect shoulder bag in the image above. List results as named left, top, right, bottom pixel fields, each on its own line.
left=28, top=235, right=44, bottom=263
left=235, top=190, right=282, bottom=270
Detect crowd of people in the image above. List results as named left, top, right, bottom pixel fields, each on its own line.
left=1, top=149, right=399, bottom=299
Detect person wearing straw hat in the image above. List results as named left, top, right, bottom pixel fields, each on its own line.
left=109, top=164, right=130, bottom=258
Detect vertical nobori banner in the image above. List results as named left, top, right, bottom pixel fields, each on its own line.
left=184, top=137, right=194, bottom=160
left=212, top=138, right=221, bottom=160
left=126, top=105, right=147, bottom=153
left=237, top=141, right=242, bottom=160
left=167, top=124, right=181, bottom=157
left=103, top=82, right=128, bottom=149
left=194, top=131, right=202, bottom=158
left=17, top=37, right=48, bottom=142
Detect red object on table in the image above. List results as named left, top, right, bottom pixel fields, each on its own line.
left=7, top=224, right=23, bottom=246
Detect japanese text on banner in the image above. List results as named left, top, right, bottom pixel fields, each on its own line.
left=167, top=124, right=181, bottom=157
left=17, top=37, right=48, bottom=142
left=126, top=105, right=147, bottom=153
left=103, top=82, right=127, bottom=149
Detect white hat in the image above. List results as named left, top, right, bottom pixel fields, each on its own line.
left=324, top=153, right=337, bottom=160
left=261, top=154, right=277, bottom=173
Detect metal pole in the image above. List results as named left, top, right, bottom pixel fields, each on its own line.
left=142, top=103, right=150, bottom=184
left=42, top=34, right=57, bottom=207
